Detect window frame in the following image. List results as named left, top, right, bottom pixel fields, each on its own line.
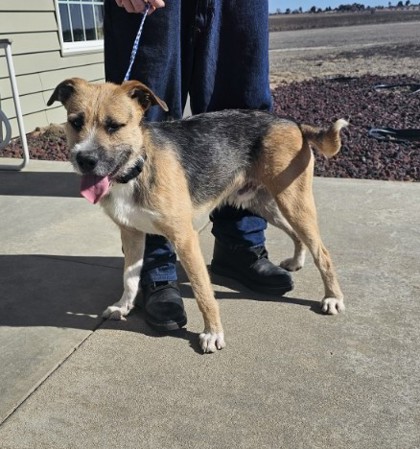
left=55, top=0, right=104, bottom=55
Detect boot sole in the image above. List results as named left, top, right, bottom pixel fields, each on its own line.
left=145, top=314, right=187, bottom=332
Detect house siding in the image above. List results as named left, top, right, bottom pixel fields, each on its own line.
left=0, top=0, right=105, bottom=138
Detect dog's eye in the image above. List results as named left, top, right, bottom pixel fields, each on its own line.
left=69, top=117, right=84, bottom=131
left=106, top=122, right=124, bottom=134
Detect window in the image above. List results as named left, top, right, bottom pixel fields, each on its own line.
left=56, top=0, right=104, bottom=54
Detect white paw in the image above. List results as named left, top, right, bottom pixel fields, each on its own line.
left=199, top=331, right=226, bottom=353
left=102, top=304, right=133, bottom=321
left=280, top=257, right=304, bottom=272
left=321, top=297, right=345, bottom=315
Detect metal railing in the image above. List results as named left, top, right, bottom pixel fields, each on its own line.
left=0, top=39, right=30, bottom=170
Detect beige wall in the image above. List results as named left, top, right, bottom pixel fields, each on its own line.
left=0, top=0, right=105, bottom=138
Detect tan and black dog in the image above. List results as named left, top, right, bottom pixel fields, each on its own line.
left=48, top=77, right=347, bottom=353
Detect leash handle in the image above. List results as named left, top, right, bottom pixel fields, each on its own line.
left=123, top=3, right=150, bottom=82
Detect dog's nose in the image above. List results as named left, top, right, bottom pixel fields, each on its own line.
left=76, top=151, right=98, bottom=172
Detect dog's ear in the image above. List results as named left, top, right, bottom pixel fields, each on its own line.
left=47, top=78, right=85, bottom=107
left=122, top=80, right=169, bottom=112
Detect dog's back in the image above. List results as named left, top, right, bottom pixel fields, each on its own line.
left=146, top=110, right=289, bottom=203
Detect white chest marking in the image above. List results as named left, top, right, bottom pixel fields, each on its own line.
left=102, top=183, right=161, bottom=235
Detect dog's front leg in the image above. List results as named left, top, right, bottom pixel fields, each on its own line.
left=170, top=227, right=225, bottom=353
left=103, top=227, right=145, bottom=321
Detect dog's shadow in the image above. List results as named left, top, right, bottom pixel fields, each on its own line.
left=103, top=263, right=323, bottom=354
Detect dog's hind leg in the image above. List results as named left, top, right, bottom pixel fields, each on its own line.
left=102, top=227, right=145, bottom=320
left=268, top=180, right=344, bottom=315
left=163, top=224, right=225, bottom=353
left=248, top=191, right=306, bottom=272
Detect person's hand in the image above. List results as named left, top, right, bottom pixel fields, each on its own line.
left=115, top=0, right=165, bottom=14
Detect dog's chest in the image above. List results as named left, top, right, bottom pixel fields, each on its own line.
left=102, top=184, right=161, bottom=235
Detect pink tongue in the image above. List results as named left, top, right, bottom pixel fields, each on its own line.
left=80, top=174, right=111, bottom=204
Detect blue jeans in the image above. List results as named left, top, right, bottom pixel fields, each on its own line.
left=104, top=0, right=271, bottom=284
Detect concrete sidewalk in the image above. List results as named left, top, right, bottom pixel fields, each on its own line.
left=0, top=159, right=419, bottom=449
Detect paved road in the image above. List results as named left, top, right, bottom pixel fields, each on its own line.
left=269, top=20, right=420, bottom=51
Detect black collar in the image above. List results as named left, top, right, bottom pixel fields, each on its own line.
left=115, top=155, right=147, bottom=184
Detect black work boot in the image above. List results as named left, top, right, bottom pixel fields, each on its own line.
left=141, top=281, right=187, bottom=331
left=210, top=241, right=293, bottom=295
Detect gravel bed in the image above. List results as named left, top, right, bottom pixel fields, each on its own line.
left=2, top=74, right=419, bottom=181
left=273, top=74, right=419, bottom=181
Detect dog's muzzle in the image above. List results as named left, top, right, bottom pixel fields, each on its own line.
left=72, top=147, right=128, bottom=178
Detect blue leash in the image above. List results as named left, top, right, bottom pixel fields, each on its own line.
left=123, top=3, right=150, bottom=81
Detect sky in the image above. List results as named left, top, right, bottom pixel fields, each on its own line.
left=269, top=0, right=393, bottom=13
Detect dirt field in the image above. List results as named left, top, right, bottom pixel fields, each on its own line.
left=269, top=20, right=420, bottom=84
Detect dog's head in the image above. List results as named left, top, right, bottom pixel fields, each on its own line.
left=47, top=78, right=168, bottom=203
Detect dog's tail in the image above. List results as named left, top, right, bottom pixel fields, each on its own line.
left=301, top=119, right=348, bottom=158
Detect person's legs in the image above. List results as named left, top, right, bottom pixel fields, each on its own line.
left=103, top=0, right=292, bottom=325
left=187, top=0, right=293, bottom=293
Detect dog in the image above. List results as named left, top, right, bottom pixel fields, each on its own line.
left=48, top=78, right=347, bottom=353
